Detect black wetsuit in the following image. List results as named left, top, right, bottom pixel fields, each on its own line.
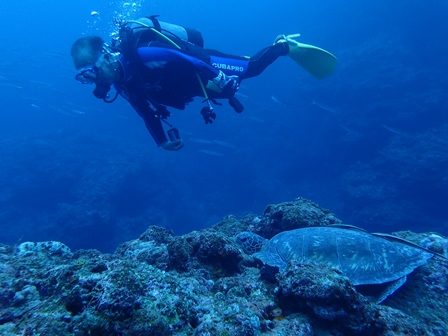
left=114, top=37, right=288, bottom=146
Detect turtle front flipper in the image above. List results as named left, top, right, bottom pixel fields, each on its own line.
left=253, top=251, right=287, bottom=281
left=254, top=252, right=287, bottom=271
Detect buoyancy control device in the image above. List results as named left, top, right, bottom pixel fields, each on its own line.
left=113, top=15, right=204, bottom=58
left=111, top=15, right=244, bottom=118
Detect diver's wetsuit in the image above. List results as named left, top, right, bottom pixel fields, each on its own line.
left=206, top=42, right=288, bottom=78
left=114, top=41, right=288, bottom=146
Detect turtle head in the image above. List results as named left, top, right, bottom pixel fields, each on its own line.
left=235, top=232, right=267, bottom=254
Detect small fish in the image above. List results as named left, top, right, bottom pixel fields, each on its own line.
left=235, top=92, right=249, bottom=99
left=382, top=124, right=409, bottom=137
left=338, top=124, right=362, bottom=137
left=30, top=104, right=42, bottom=110
left=68, top=109, right=86, bottom=115
left=246, top=116, right=266, bottom=123
left=91, top=11, right=100, bottom=16
left=0, top=82, right=23, bottom=89
left=312, top=100, right=337, bottom=114
left=189, top=138, right=213, bottom=144
left=271, top=95, right=291, bottom=106
left=212, top=139, right=236, bottom=148
left=199, top=149, right=224, bottom=156
left=56, top=109, right=73, bottom=116
left=178, top=129, right=193, bottom=136
left=49, top=105, right=73, bottom=116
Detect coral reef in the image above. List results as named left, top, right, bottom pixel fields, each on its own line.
left=0, top=198, right=447, bottom=335
left=244, top=198, right=343, bottom=239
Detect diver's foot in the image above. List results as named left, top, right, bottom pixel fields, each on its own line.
left=274, top=33, right=301, bottom=44
left=274, top=34, right=337, bottom=79
left=274, top=34, right=301, bottom=53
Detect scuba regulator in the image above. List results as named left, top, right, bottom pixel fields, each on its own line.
left=92, top=44, right=126, bottom=103
left=93, top=82, right=113, bottom=101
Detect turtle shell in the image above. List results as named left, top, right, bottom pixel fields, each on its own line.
left=259, top=226, right=433, bottom=285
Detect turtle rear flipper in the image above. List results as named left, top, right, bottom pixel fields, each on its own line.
left=376, top=276, right=407, bottom=304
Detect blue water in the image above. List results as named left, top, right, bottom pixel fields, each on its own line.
left=1, top=0, right=447, bottom=252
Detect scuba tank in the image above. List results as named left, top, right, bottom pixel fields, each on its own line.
left=114, top=15, right=204, bottom=55
left=129, top=16, right=203, bottom=47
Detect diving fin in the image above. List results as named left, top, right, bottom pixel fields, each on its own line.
left=277, top=34, right=337, bottom=79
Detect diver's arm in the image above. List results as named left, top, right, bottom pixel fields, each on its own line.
left=135, top=102, right=184, bottom=151
left=137, top=47, right=220, bottom=78
left=129, top=99, right=167, bottom=146
left=129, top=99, right=183, bottom=151
left=116, top=79, right=183, bottom=150
left=137, top=47, right=239, bottom=98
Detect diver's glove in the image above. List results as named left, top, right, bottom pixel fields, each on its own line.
left=200, top=106, right=217, bottom=124
left=207, top=70, right=239, bottom=96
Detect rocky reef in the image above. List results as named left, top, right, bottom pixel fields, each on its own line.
left=0, top=198, right=447, bottom=335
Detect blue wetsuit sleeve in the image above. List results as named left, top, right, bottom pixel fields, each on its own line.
left=129, top=99, right=168, bottom=146
left=137, top=47, right=220, bottom=79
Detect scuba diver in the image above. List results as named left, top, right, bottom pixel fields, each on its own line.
left=71, top=16, right=337, bottom=151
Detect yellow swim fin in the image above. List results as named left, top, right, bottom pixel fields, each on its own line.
left=276, top=34, right=337, bottom=79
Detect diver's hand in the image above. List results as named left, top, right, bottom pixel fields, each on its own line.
left=208, top=70, right=239, bottom=96
left=161, top=139, right=184, bottom=151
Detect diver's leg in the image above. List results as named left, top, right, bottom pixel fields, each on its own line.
left=205, top=49, right=250, bottom=78
left=205, top=43, right=288, bottom=79
left=243, top=43, right=288, bottom=78
left=206, top=36, right=337, bottom=80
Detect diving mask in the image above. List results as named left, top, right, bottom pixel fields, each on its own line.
left=75, top=66, right=99, bottom=84
left=74, top=45, right=118, bottom=84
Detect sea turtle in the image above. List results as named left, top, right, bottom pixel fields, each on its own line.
left=235, top=225, right=444, bottom=303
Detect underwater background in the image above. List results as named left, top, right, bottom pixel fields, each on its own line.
left=0, top=0, right=447, bottom=252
